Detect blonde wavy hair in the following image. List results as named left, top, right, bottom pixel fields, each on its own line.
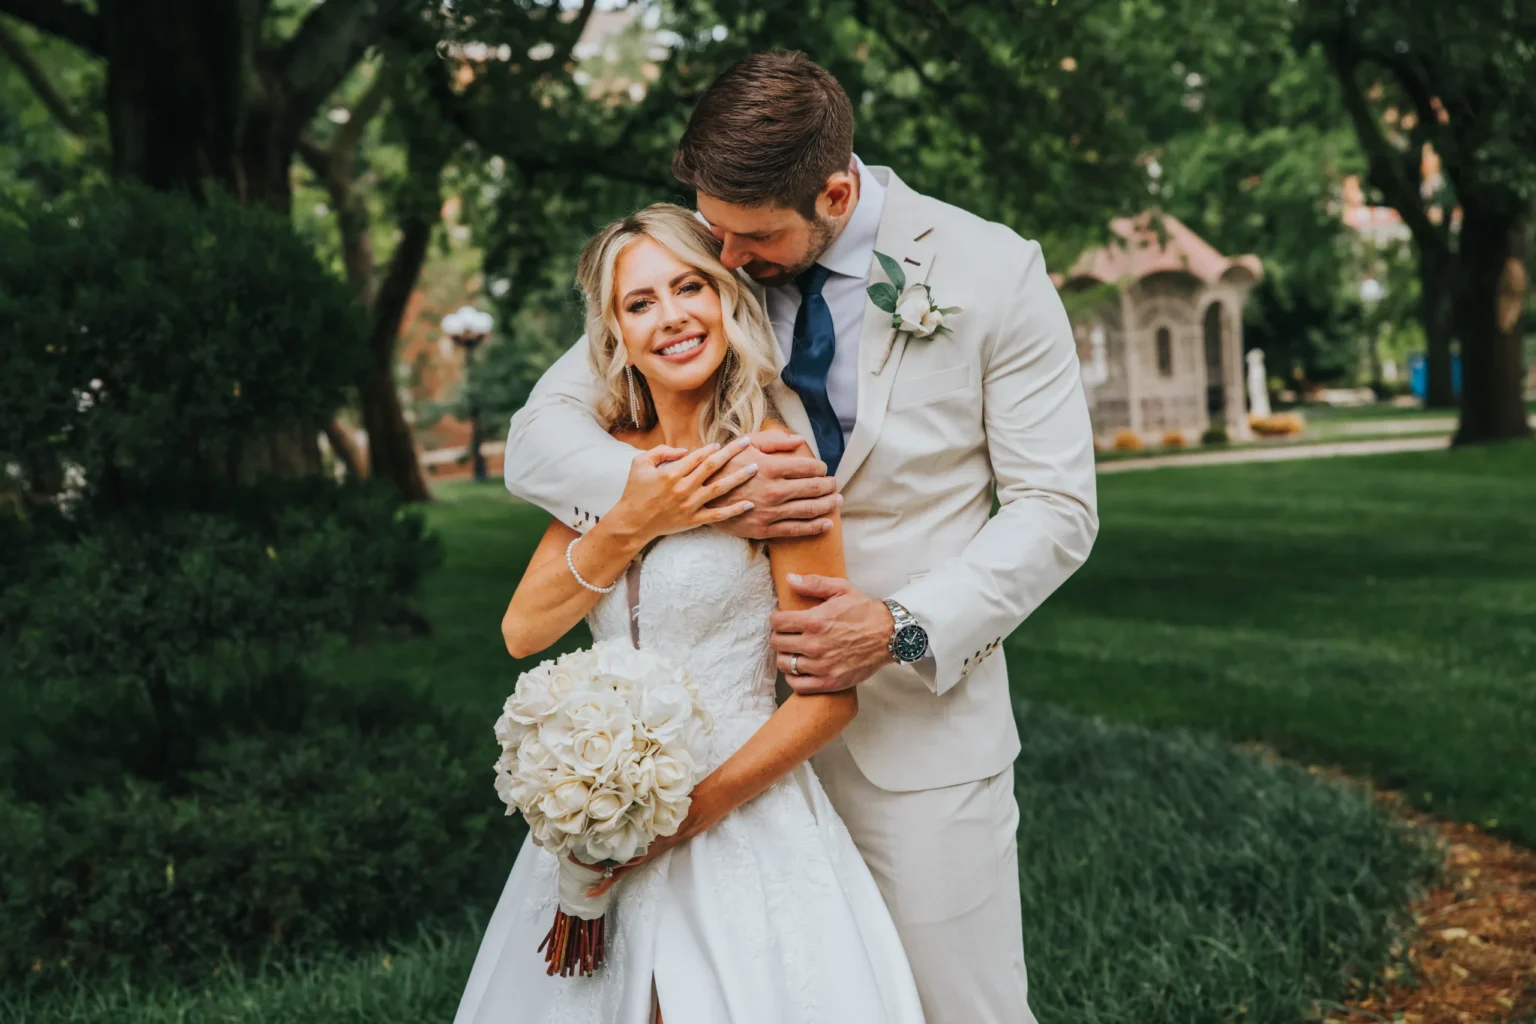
left=577, top=203, right=780, bottom=443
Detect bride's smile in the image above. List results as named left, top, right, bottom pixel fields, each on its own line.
left=614, top=235, right=731, bottom=401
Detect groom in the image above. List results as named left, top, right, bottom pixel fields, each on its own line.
left=503, top=51, right=1097, bottom=1023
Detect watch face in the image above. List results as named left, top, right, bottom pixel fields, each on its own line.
left=893, top=625, right=929, bottom=663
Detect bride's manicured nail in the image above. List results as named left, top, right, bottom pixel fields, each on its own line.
left=742, top=501, right=755, bottom=511
left=745, top=463, right=759, bottom=474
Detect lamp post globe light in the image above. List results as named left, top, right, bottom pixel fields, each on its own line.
left=440, top=305, right=494, bottom=481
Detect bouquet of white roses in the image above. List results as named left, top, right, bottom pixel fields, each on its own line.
left=493, top=637, right=710, bottom=977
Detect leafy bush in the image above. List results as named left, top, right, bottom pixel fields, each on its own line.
left=0, top=183, right=364, bottom=512
left=0, top=184, right=451, bottom=986
left=0, top=686, right=517, bottom=987
left=1, top=486, right=439, bottom=796
left=1201, top=426, right=1230, bottom=445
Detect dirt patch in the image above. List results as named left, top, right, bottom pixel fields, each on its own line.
left=1329, top=791, right=1536, bottom=1024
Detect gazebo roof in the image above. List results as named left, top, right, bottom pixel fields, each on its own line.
left=1053, top=211, right=1263, bottom=289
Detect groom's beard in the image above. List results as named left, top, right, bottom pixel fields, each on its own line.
left=742, top=215, right=838, bottom=288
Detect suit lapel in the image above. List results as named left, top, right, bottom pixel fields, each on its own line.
left=836, top=170, right=937, bottom=489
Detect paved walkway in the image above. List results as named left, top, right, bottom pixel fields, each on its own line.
left=1097, top=435, right=1451, bottom=474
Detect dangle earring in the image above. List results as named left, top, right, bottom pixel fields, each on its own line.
left=625, top=365, right=641, bottom=428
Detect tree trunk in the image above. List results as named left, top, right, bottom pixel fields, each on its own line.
left=323, top=418, right=369, bottom=478
left=1418, top=246, right=1458, bottom=409
left=102, top=0, right=255, bottom=198
left=359, top=361, right=429, bottom=502
left=1452, top=205, right=1531, bottom=446
left=360, top=213, right=435, bottom=503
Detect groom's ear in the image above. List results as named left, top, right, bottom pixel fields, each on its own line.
left=819, top=172, right=857, bottom=220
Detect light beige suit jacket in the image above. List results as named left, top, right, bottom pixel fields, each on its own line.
left=501, top=167, right=1098, bottom=793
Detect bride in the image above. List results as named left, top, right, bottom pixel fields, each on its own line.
left=452, top=204, right=926, bottom=1024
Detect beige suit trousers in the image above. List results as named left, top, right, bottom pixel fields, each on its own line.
left=812, top=738, right=1038, bottom=1024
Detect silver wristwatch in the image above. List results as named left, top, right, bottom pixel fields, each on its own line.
left=883, top=599, right=930, bottom=664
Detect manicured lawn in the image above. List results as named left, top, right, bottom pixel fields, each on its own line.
left=4, top=710, right=1429, bottom=1024
left=1012, top=440, right=1536, bottom=846
left=24, top=447, right=1518, bottom=1022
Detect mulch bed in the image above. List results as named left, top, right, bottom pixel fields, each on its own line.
left=1320, top=777, right=1536, bottom=1023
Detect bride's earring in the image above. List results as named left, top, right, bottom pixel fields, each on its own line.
left=625, top=365, right=641, bottom=428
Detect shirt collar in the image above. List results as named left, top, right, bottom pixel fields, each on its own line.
left=816, top=155, right=886, bottom=280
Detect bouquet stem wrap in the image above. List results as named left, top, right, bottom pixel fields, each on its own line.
left=538, top=858, right=625, bottom=977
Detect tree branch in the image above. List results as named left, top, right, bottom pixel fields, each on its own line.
left=554, top=0, right=598, bottom=64
left=332, top=63, right=393, bottom=167
left=0, top=16, right=85, bottom=134
left=1326, top=32, right=1450, bottom=261
left=295, top=130, right=331, bottom=182
left=0, top=0, right=100, bottom=56
left=268, top=0, right=409, bottom=129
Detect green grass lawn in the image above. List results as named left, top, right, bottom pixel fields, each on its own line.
left=24, top=441, right=1531, bottom=1022
left=1013, top=440, right=1536, bottom=845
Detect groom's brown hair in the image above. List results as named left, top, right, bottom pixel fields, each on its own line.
left=672, top=50, right=855, bottom=218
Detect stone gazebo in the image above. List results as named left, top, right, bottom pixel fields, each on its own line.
left=1054, top=212, right=1262, bottom=445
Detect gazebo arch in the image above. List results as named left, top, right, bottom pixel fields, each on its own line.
left=1053, top=211, right=1262, bottom=444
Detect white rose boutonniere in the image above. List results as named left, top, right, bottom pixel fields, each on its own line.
left=867, top=251, right=961, bottom=339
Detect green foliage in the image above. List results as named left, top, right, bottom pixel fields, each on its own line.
left=1, top=486, right=438, bottom=793
left=1015, top=702, right=1434, bottom=1022
left=0, top=183, right=449, bottom=986
left=0, top=687, right=514, bottom=987
left=0, top=184, right=365, bottom=510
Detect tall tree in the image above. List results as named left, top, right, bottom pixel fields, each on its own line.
left=1298, top=0, right=1534, bottom=444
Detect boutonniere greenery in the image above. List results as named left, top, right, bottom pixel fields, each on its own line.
left=867, top=251, right=962, bottom=338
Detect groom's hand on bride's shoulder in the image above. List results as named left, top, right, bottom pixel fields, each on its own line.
left=707, top=428, right=841, bottom=541
left=770, top=576, right=894, bottom=694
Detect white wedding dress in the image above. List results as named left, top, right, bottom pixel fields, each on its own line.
left=454, top=529, right=925, bottom=1024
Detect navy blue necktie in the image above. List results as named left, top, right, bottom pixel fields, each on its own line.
left=782, top=264, right=845, bottom=474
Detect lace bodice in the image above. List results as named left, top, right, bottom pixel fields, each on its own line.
left=586, top=530, right=778, bottom=772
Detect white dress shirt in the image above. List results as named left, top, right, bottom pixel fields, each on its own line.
left=764, top=156, right=887, bottom=443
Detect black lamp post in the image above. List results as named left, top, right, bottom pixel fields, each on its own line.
left=441, top=305, right=494, bottom=482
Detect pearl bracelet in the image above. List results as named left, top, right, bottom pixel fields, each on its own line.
left=566, top=535, right=618, bottom=594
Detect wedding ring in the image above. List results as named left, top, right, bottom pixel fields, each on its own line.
left=603, top=865, right=614, bottom=878
left=790, top=654, right=801, bottom=676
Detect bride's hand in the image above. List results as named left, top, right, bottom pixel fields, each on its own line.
left=579, top=832, right=686, bottom=898
left=610, top=438, right=759, bottom=542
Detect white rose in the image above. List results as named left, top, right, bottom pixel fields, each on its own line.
left=540, top=775, right=591, bottom=835
left=569, top=720, right=633, bottom=781
left=517, top=736, right=560, bottom=775
left=919, top=307, right=945, bottom=334
left=545, top=662, right=581, bottom=701
left=651, top=752, right=695, bottom=803
left=587, top=811, right=649, bottom=864
left=636, top=683, right=694, bottom=743
left=494, top=712, right=531, bottom=750
left=506, top=671, right=559, bottom=725
left=621, top=753, right=656, bottom=799
left=894, top=286, right=936, bottom=336
left=647, top=790, right=690, bottom=837
left=585, top=785, right=629, bottom=834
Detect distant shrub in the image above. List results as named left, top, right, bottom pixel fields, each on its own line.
left=1202, top=426, right=1230, bottom=445
left=1111, top=429, right=1143, bottom=452
left=1161, top=430, right=1187, bottom=448
left=1249, top=412, right=1307, bottom=437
